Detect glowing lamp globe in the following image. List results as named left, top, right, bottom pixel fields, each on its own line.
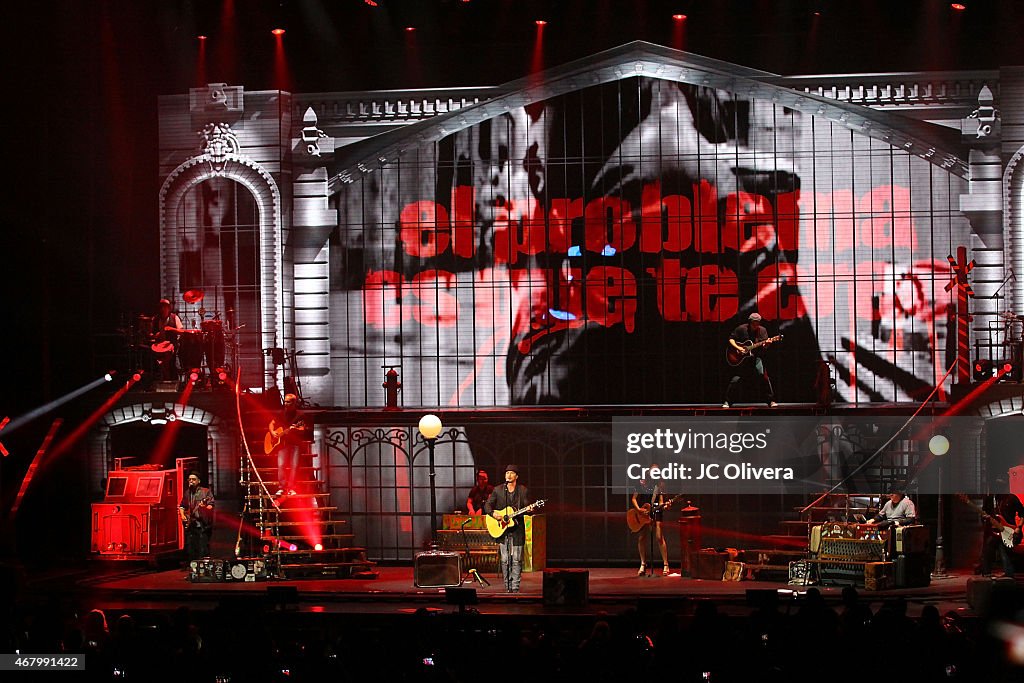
left=418, top=414, right=443, bottom=440
left=928, top=434, right=950, bottom=456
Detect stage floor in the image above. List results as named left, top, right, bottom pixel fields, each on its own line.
left=80, top=565, right=982, bottom=618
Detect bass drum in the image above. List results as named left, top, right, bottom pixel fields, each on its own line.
left=177, top=330, right=204, bottom=370
left=201, top=320, right=225, bottom=369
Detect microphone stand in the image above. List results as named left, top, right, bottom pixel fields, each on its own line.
left=459, top=518, right=489, bottom=587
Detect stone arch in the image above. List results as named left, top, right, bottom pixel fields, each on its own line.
left=1003, top=144, right=1024, bottom=317
left=158, top=154, right=284, bottom=387
left=88, top=402, right=235, bottom=498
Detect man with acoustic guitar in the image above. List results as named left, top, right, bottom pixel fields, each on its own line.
left=723, top=312, right=779, bottom=408
left=267, top=393, right=308, bottom=496
left=484, top=464, right=533, bottom=593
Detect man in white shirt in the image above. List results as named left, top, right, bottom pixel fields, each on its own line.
left=864, top=489, right=917, bottom=530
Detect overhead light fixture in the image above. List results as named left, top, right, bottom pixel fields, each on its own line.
left=271, top=28, right=285, bottom=36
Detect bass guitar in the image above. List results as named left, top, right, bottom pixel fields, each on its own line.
left=626, top=494, right=685, bottom=532
left=956, top=494, right=1021, bottom=549
left=726, top=334, right=783, bottom=366
left=264, top=419, right=307, bottom=454
left=485, top=500, right=546, bottom=540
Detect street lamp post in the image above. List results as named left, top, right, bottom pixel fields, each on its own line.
left=929, top=434, right=950, bottom=578
left=418, top=414, right=443, bottom=544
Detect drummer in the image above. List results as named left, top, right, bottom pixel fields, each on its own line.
left=153, top=298, right=184, bottom=380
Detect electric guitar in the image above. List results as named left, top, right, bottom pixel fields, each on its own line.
left=626, top=494, right=685, bottom=532
left=264, top=419, right=307, bottom=454
left=956, top=494, right=1021, bottom=549
left=485, top=500, right=546, bottom=540
left=726, top=334, right=784, bottom=366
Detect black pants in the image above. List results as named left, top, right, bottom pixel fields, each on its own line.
left=184, top=525, right=211, bottom=560
left=980, top=534, right=1017, bottom=577
left=725, top=357, right=775, bottom=405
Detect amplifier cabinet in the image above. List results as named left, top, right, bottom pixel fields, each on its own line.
left=414, top=551, right=462, bottom=588
left=894, top=525, right=928, bottom=555
left=894, top=554, right=931, bottom=588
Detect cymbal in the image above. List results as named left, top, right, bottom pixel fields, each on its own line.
left=183, top=289, right=205, bottom=304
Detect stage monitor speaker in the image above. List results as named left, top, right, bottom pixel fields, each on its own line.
left=414, top=551, right=461, bottom=588
left=966, top=576, right=1019, bottom=615
left=543, top=569, right=589, bottom=607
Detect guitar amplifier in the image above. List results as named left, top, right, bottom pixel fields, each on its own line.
left=894, top=525, right=928, bottom=555
left=414, top=551, right=462, bottom=588
left=894, top=554, right=930, bottom=588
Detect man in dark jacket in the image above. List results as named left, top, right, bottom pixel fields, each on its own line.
left=485, top=464, right=532, bottom=593
left=179, top=471, right=215, bottom=560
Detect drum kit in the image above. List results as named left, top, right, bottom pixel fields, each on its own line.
left=126, top=289, right=242, bottom=384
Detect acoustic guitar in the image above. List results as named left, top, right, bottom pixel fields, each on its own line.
left=956, top=494, right=1021, bottom=549
left=726, top=334, right=783, bottom=366
left=264, top=419, right=307, bottom=454
left=485, top=500, right=546, bottom=540
left=626, top=494, right=685, bottom=532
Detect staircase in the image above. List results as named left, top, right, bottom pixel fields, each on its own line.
left=241, top=447, right=376, bottom=580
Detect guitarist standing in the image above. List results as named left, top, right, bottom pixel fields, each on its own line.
left=723, top=313, right=778, bottom=408
left=979, top=484, right=1024, bottom=578
left=484, top=464, right=532, bottom=593
left=269, top=393, right=307, bottom=496
left=179, top=471, right=215, bottom=561
left=631, top=467, right=672, bottom=576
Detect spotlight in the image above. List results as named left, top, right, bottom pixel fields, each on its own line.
left=314, top=543, right=323, bottom=551
left=951, top=3, right=966, bottom=10
left=132, top=371, right=143, bottom=383
left=197, top=35, right=207, bottom=41
left=364, top=0, right=378, bottom=6
left=189, top=369, right=201, bottom=384
left=535, top=20, right=547, bottom=26
left=104, top=373, right=114, bottom=382
left=405, top=26, right=416, bottom=32
left=289, top=544, right=297, bottom=552
left=973, top=359, right=993, bottom=381
left=672, top=14, right=686, bottom=20
left=271, top=28, right=285, bottom=36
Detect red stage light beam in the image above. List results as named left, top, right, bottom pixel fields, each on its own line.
left=272, top=25, right=291, bottom=91
left=530, top=20, right=546, bottom=77
left=671, top=13, right=686, bottom=50
left=8, top=419, right=63, bottom=518
left=148, top=382, right=195, bottom=466
left=46, top=375, right=139, bottom=464
left=0, top=416, right=8, bottom=456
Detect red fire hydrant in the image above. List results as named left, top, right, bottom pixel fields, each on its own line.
left=383, top=367, right=401, bottom=410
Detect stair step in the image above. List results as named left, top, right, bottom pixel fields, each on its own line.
left=245, top=492, right=331, bottom=500
left=256, top=519, right=347, bottom=528
left=269, top=533, right=354, bottom=541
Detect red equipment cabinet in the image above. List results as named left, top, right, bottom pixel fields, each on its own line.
left=90, top=457, right=197, bottom=560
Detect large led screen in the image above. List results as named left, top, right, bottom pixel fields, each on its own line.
left=331, top=77, right=968, bottom=407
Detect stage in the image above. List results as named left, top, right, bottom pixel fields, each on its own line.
left=74, top=565, right=982, bottom=618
